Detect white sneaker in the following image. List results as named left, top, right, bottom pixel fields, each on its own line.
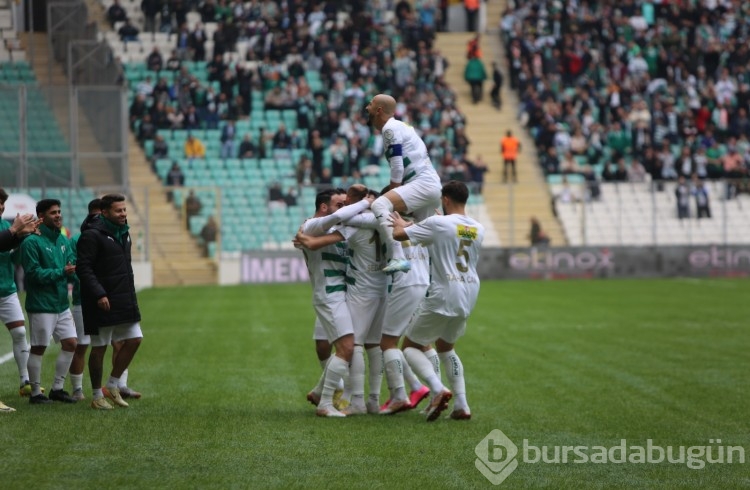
left=316, top=405, right=346, bottom=418
left=366, top=400, right=380, bottom=414
left=0, top=401, right=16, bottom=412
left=342, top=404, right=367, bottom=416
left=382, top=259, right=411, bottom=274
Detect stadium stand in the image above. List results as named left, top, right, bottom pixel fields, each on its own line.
left=98, top=0, right=492, bottom=253
left=501, top=0, right=750, bottom=245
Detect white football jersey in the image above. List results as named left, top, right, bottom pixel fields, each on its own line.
left=390, top=240, right=430, bottom=290
left=342, top=212, right=387, bottom=298
left=382, top=117, right=437, bottom=184
left=405, top=214, right=484, bottom=317
left=300, top=218, right=353, bottom=306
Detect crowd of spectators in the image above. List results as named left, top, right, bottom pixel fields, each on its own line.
left=501, top=0, right=750, bottom=200
left=121, top=0, right=484, bottom=196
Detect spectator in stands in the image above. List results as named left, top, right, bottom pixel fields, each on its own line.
left=189, top=23, right=207, bottom=61
left=107, top=0, right=128, bottom=27
left=529, top=217, right=550, bottom=247
left=199, top=0, right=216, bottom=23
left=129, top=94, right=148, bottom=130
left=220, top=120, right=236, bottom=159
left=166, top=105, right=184, bottom=129
left=141, top=0, right=159, bottom=33
left=464, top=56, right=487, bottom=104
left=207, top=54, right=226, bottom=83
left=184, top=190, right=202, bottom=230
left=675, top=176, right=691, bottom=220
left=183, top=105, right=200, bottom=130
left=464, top=154, right=488, bottom=195
left=628, top=160, right=647, bottom=183
left=200, top=216, right=218, bottom=256
left=152, top=134, right=169, bottom=163
left=136, top=76, right=154, bottom=98
left=490, top=61, right=503, bottom=110
left=602, top=159, right=629, bottom=183
left=693, top=176, right=711, bottom=219
left=137, top=114, right=156, bottom=143
left=184, top=133, right=206, bottom=160
left=118, top=20, right=140, bottom=42
left=165, top=161, right=185, bottom=203
left=147, top=47, right=164, bottom=72
left=150, top=101, right=170, bottom=129
left=158, top=0, right=173, bottom=33
left=329, top=136, right=348, bottom=178
left=296, top=156, right=318, bottom=186
left=271, top=123, right=292, bottom=150
left=268, top=182, right=286, bottom=210
left=284, top=187, right=298, bottom=207
left=541, top=146, right=560, bottom=175
left=166, top=49, right=181, bottom=71
left=237, top=133, right=257, bottom=159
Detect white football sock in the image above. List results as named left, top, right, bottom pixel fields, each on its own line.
left=93, top=388, right=103, bottom=399
left=439, top=350, right=468, bottom=411
left=350, top=346, right=366, bottom=407
left=383, top=348, right=407, bottom=401
left=53, top=350, right=74, bottom=391
left=71, top=373, right=84, bottom=392
left=10, top=326, right=29, bottom=384
left=27, top=353, right=43, bottom=396
left=311, top=357, right=330, bottom=395
left=372, top=197, right=405, bottom=261
left=424, top=348, right=440, bottom=376
left=400, top=349, right=423, bottom=391
left=404, top=347, right=444, bottom=393
left=319, top=358, right=328, bottom=370
left=366, top=346, right=383, bottom=403
left=106, top=375, right=120, bottom=391
left=320, top=356, right=348, bottom=407
left=119, top=368, right=129, bottom=388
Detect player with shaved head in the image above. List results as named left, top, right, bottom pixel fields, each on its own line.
left=365, top=94, right=442, bottom=274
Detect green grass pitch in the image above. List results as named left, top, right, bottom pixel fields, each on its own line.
left=0, top=279, right=748, bottom=489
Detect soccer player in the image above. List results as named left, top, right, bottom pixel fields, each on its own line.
left=67, top=199, right=102, bottom=400
left=297, top=188, right=370, bottom=417
left=365, top=94, right=442, bottom=274
left=0, top=190, right=33, bottom=412
left=77, top=194, right=143, bottom=410
left=297, top=185, right=385, bottom=415
left=19, top=199, right=79, bottom=404
left=378, top=236, right=432, bottom=415
left=390, top=181, right=485, bottom=421
left=0, top=212, right=38, bottom=253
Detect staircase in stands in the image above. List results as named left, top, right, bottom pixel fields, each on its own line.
left=435, top=0, right=565, bottom=246
left=22, top=30, right=215, bottom=286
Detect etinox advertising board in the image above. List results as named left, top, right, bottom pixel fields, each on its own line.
left=239, top=246, right=750, bottom=284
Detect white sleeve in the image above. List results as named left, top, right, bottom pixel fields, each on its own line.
left=343, top=212, right=379, bottom=230
left=383, top=125, right=404, bottom=183
left=301, top=200, right=371, bottom=236
left=405, top=217, right=437, bottom=246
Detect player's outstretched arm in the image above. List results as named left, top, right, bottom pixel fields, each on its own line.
left=295, top=230, right=345, bottom=251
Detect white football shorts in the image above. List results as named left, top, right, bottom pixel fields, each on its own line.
left=28, top=309, right=76, bottom=346
left=0, top=293, right=25, bottom=324
left=405, top=303, right=467, bottom=346
left=346, top=293, right=385, bottom=345
left=382, top=284, right=428, bottom=338
left=313, top=299, right=354, bottom=343
left=90, top=322, right=143, bottom=347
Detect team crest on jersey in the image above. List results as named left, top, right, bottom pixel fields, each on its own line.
left=456, top=225, right=478, bottom=240
left=383, top=129, right=394, bottom=144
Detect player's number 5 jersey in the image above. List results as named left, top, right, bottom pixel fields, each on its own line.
left=405, top=214, right=484, bottom=317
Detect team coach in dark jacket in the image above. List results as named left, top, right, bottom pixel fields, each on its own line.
left=76, top=194, right=143, bottom=410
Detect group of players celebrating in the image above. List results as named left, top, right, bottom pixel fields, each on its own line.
left=296, top=94, right=485, bottom=420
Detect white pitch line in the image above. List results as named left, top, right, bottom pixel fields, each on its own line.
left=0, top=351, right=13, bottom=364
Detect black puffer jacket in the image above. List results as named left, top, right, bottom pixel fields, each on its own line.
left=76, top=215, right=141, bottom=334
